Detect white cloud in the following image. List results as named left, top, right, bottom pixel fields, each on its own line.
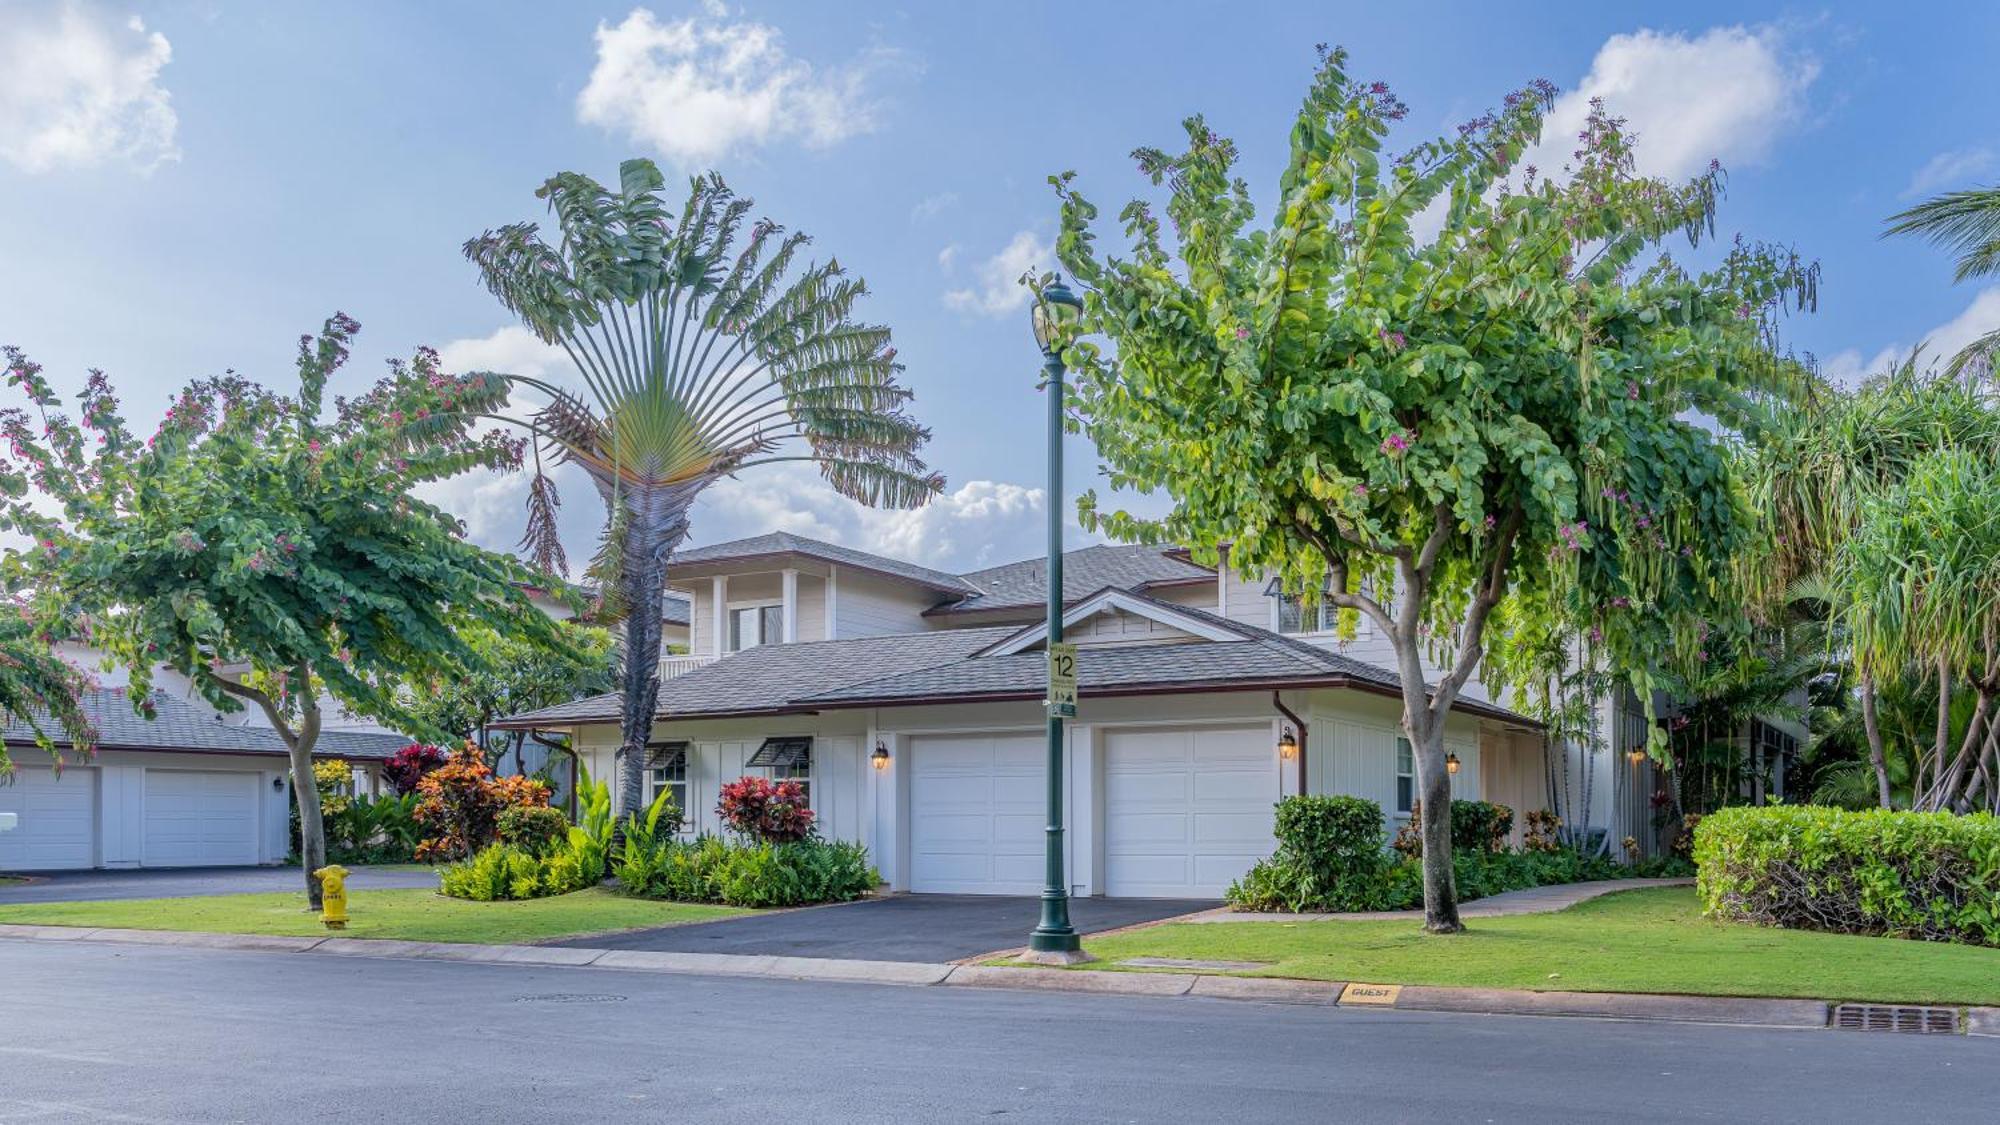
left=1819, top=286, right=2000, bottom=386
left=943, top=230, right=1051, bottom=317
left=1526, top=26, right=1817, bottom=183
left=1902, top=147, right=1996, bottom=200
left=911, top=191, right=958, bottom=222
left=577, top=4, right=895, bottom=167
left=437, top=325, right=570, bottom=380
left=936, top=244, right=960, bottom=272
left=692, top=463, right=1074, bottom=572
left=0, top=4, right=179, bottom=173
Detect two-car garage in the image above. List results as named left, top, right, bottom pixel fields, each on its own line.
left=0, top=767, right=267, bottom=871
left=903, top=723, right=1282, bottom=899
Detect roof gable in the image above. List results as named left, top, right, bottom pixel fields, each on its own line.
left=667, top=532, right=976, bottom=595
left=978, top=588, right=1245, bottom=656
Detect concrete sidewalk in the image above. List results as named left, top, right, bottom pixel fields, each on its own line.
left=1187, top=877, right=1694, bottom=923
left=4, top=919, right=1988, bottom=1037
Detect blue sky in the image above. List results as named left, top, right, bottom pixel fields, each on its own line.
left=2, top=1, right=1996, bottom=573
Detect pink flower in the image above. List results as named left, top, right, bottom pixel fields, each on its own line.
left=1380, top=432, right=1410, bottom=455
left=1234, top=326, right=1249, bottom=340
left=1353, top=483, right=1369, bottom=497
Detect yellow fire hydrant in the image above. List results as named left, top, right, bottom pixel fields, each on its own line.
left=314, top=864, right=350, bottom=930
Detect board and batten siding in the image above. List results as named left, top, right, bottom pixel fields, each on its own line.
left=1062, top=608, right=1197, bottom=647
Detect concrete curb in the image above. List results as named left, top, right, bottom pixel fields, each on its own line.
left=0, top=923, right=1988, bottom=1035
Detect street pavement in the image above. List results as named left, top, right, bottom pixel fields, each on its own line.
left=3, top=938, right=1994, bottom=1123
left=558, top=893, right=1211, bottom=961
left=0, top=864, right=437, bottom=903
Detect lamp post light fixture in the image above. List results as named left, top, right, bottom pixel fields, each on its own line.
left=1024, top=276, right=1090, bottom=965
left=1445, top=752, right=1461, bottom=776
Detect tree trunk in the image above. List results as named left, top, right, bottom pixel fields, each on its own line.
left=1859, top=670, right=1892, bottom=809
left=611, top=483, right=696, bottom=823
left=1413, top=720, right=1459, bottom=933
left=1932, top=657, right=1952, bottom=805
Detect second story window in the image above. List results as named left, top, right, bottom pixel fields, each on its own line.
left=1265, top=575, right=1392, bottom=636
left=728, top=604, right=785, bottom=652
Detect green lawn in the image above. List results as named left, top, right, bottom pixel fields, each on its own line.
left=0, top=886, right=744, bottom=945
left=0, top=876, right=24, bottom=888
left=1077, top=888, right=2000, bottom=1006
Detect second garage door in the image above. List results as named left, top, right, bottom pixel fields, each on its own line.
left=0, top=768, right=97, bottom=870
left=1103, top=724, right=1279, bottom=898
left=908, top=732, right=1045, bottom=894
left=143, top=770, right=261, bottom=867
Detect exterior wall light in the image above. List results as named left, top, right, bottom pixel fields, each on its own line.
left=1628, top=748, right=1647, bottom=765
left=1445, top=752, right=1461, bottom=776
left=1277, top=728, right=1298, bottom=760
left=871, top=742, right=891, bottom=771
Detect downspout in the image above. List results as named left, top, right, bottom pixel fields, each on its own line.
left=1272, top=691, right=1308, bottom=795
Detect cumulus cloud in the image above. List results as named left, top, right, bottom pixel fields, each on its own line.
left=942, top=230, right=1052, bottom=317
left=691, top=463, right=1076, bottom=571
left=437, top=325, right=570, bottom=380
left=1819, top=287, right=2000, bottom=387
left=1525, top=26, right=1817, bottom=183
left=911, top=191, right=958, bottom=222
left=0, top=3, right=179, bottom=173
left=1902, top=147, right=1996, bottom=200
left=577, top=3, right=896, bottom=167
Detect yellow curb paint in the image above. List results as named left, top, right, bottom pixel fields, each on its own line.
left=1339, top=982, right=1402, bottom=1006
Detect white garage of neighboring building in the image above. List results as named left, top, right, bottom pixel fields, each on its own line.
left=1, top=690, right=404, bottom=873
left=498, top=587, right=1537, bottom=901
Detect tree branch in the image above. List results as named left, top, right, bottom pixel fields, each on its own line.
left=1429, top=504, right=1523, bottom=725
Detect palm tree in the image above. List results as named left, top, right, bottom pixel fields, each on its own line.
left=464, top=160, right=943, bottom=820
left=1885, top=186, right=2000, bottom=375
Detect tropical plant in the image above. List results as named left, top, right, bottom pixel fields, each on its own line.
left=400, top=618, right=614, bottom=772
left=566, top=765, right=617, bottom=884
left=1047, top=48, right=1814, bottom=930
left=325, top=792, right=422, bottom=864
left=412, top=746, right=552, bottom=863
left=1885, top=186, right=2000, bottom=374
left=716, top=775, right=814, bottom=843
left=381, top=743, right=449, bottom=797
left=614, top=832, right=875, bottom=907
left=0, top=318, right=578, bottom=905
left=462, top=159, right=943, bottom=823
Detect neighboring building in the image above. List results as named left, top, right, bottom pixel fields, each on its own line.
left=495, top=533, right=1610, bottom=900
left=0, top=690, right=403, bottom=872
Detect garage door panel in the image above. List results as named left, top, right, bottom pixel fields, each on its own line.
left=143, top=771, right=259, bottom=867
left=0, top=770, right=96, bottom=870
left=908, top=733, right=1045, bottom=894
left=1104, top=725, right=1277, bottom=898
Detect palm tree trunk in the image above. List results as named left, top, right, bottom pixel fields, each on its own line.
left=610, top=481, right=699, bottom=823
left=1859, top=670, right=1893, bottom=809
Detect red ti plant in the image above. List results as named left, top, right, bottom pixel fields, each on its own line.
left=383, top=742, right=448, bottom=796
left=716, top=776, right=815, bottom=843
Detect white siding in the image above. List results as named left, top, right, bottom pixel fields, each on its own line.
left=832, top=571, right=936, bottom=638
left=1062, top=607, right=1198, bottom=647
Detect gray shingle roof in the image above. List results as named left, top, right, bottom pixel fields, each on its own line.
left=4, top=690, right=409, bottom=760
left=669, top=532, right=977, bottom=594
left=495, top=625, right=1022, bottom=727
left=661, top=593, right=691, bottom=627
left=936, top=544, right=1214, bottom=615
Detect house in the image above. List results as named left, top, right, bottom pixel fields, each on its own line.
left=0, top=689, right=404, bottom=872
left=494, top=533, right=1657, bottom=900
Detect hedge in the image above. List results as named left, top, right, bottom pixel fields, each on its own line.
left=1694, top=805, right=2000, bottom=948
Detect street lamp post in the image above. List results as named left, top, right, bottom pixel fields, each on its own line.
left=1025, top=277, right=1088, bottom=963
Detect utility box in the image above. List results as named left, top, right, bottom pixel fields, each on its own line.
left=0, top=812, right=16, bottom=832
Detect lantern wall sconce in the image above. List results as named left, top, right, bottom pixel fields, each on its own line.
left=1277, top=728, right=1298, bottom=760
left=1627, top=748, right=1647, bottom=765
left=870, top=742, right=891, bottom=771
left=1445, top=752, right=1461, bottom=776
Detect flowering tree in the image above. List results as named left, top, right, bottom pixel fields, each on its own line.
left=0, top=315, right=576, bottom=905
left=1048, top=48, right=1815, bottom=932
left=0, top=608, right=94, bottom=778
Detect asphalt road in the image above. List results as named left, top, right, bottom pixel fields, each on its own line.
left=4, top=940, right=1995, bottom=1123
left=558, top=893, right=1212, bottom=961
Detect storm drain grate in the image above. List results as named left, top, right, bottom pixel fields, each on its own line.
left=1829, top=1003, right=1958, bottom=1034
left=514, top=993, right=627, bottom=1005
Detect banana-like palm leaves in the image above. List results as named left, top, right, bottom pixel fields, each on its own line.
left=464, top=159, right=942, bottom=817
left=1885, top=186, right=2000, bottom=376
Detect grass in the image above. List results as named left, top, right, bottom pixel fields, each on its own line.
left=0, top=886, right=745, bottom=945
left=0, top=876, right=24, bottom=888
left=1076, top=888, right=2000, bottom=1006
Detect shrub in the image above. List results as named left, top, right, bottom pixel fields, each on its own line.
left=616, top=833, right=877, bottom=908
left=1694, top=805, right=2000, bottom=947
left=1523, top=809, right=1562, bottom=852
left=438, top=838, right=599, bottom=902
left=716, top=776, right=815, bottom=843
left=565, top=767, right=616, bottom=886
left=325, top=792, right=421, bottom=864
left=1227, top=796, right=1393, bottom=912
left=383, top=743, right=448, bottom=796
left=1392, top=799, right=1513, bottom=857
left=413, top=747, right=550, bottom=863
left=497, top=805, right=569, bottom=855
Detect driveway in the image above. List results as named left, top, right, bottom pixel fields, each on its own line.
left=0, top=865, right=436, bottom=904
left=558, top=893, right=1212, bottom=962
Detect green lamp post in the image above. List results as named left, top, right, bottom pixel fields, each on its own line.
left=1025, top=277, right=1090, bottom=963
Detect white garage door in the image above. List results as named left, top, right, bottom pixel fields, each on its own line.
left=1104, top=724, right=1279, bottom=897
left=908, top=733, right=1045, bottom=894
left=143, top=770, right=260, bottom=867
left=0, top=768, right=97, bottom=871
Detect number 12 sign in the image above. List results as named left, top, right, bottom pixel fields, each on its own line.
left=1047, top=642, right=1078, bottom=718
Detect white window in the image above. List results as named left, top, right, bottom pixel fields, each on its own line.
left=747, top=736, right=812, bottom=806
left=727, top=604, right=785, bottom=652
left=645, top=742, right=688, bottom=820
left=1395, top=737, right=1415, bottom=815
left=1266, top=575, right=1391, bottom=636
